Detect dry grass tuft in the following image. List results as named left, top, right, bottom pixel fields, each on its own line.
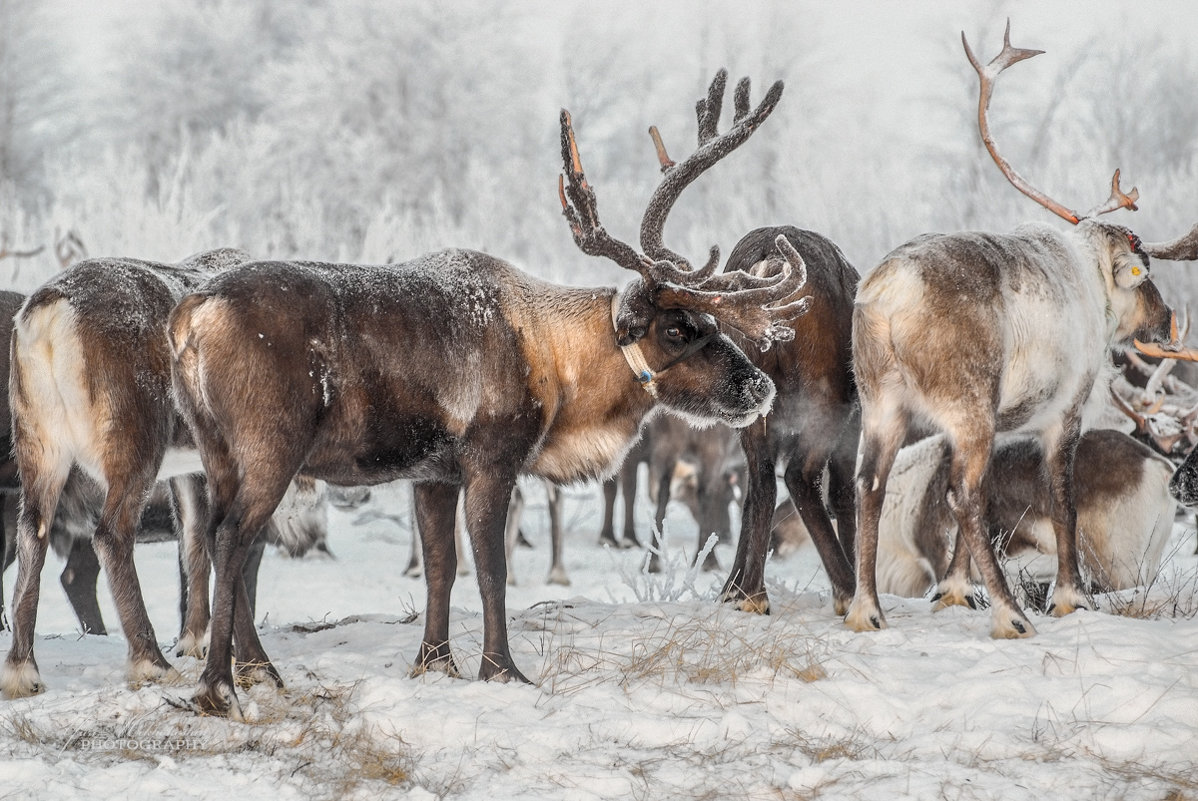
left=538, top=605, right=829, bottom=695
left=0, top=675, right=416, bottom=800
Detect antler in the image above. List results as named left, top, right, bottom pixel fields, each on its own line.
left=54, top=228, right=87, bottom=269
left=0, top=234, right=45, bottom=261
left=963, top=20, right=1139, bottom=225
left=1143, top=222, right=1198, bottom=262
left=558, top=111, right=808, bottom=350
left=640, top=69, right=784, bottom=271
left=654, top=234, right=811, bottom=350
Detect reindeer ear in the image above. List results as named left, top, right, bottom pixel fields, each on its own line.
left=615, top=280, right=654, bottom=346
left=1113, top=254, right=1148, bottom=289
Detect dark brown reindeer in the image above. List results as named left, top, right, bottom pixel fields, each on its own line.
left=597, top=414, right=742, bottom=571
left=846, top=23, right=1195, bottom=638
left=641, top=70, right=861, bottom=614
left=1, top=248, right=254, bottom=699
left=167, top=80, right=809, bottom=719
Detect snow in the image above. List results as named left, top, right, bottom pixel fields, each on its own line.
left=2, top=482, right=1196, bottom=800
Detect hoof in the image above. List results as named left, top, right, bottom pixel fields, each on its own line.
left=234, top=660, right=283, bottom=690
left=191, top=679, right=244, bottom=721
left=128, top=657, right=178, bottom=687
left=991, top=609, right=1036, bottom=639
left=832, top=595, right=851, bottom=617
left=546, top=567, right=571, bottom=587
left=719, top=587, right=771, bottom=615
left=410, top=642, right=462, bottom=680
left=1, top=661, right=45, bottom=699
left=844, top=599, right=886, bottom=632
left=931, top=576, right=979, bottom=611
left=1048, top=584, right=1090, bottom=618
left=175, top=630, right=210, bottom=659
left=478, top=655, right=531, bottom=684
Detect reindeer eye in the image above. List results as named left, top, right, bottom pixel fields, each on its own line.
left=666, top=326, right=682, bottom=339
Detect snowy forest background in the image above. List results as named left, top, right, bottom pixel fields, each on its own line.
left=2, top=0, right=1197, bottom=304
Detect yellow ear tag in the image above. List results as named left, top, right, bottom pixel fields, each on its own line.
left=1132, top=266, right=1141, bottom=277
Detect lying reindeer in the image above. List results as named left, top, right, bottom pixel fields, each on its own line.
left=847, top=23, right=1196, bottom=638
left=167, top=75, right=809, bottom=718
left=776, top=430, right=1175, bottom=600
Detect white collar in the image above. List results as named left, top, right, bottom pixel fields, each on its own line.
left=611, top=290, right=658, bottom=398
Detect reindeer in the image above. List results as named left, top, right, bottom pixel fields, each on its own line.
left=598, top=419, right=743, bottom=570
left=641, top=71, right=861, bottom=614
left=1, top=247, right=255, bottom=699
left=802, top=430, right=1176, bottom=601
left=846, top=23, right=1196, bottom=638
left=166, top=77, right=809, bottom=719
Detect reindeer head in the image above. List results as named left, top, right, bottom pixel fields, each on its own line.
left=963, top=21, right=1195, bottom=355
left=558, top=72, right=810, bottom=427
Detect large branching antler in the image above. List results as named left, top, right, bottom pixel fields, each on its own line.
left=641, top=69, right=784, bottom=272
left=963, top=20, right=1139, bottom=225
left=1143, top=223, right=1198, bottom=262
left=558, top=107, right=808, bottom=350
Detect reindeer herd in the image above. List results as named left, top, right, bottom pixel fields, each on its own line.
left=0, top=24, right=1197, bottom=721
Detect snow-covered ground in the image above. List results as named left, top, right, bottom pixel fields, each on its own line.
left=2, top=480, right=1196, bottom=800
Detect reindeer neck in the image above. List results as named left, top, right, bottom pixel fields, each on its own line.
left=511, top=283, right=657, bottom=484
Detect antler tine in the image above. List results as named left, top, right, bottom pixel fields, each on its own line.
left=1134, top=310, right=1198, bottom=362
left=696, top=68, right=727, bottom=146
left=1143, top=222, right=1198, bottom=261
left=732, top=76, right=751, bottom=124
left=640, top=69, right=784, bottom=274
left=558, top=109, right=651, bottom=279
left=654, top=234, right=811, bottom=352
left=1080, top=169, right=1140, bottom=219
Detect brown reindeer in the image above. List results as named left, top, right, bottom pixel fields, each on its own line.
left=641, top=71, right=861, bottom=614
left=1, top=248, right=253, bottom=699
left=846, top=23, right=1194, bottom=638
left=167, top=78, right=809, bottom=719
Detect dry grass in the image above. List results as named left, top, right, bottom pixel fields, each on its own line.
left=1, top=675, right=416, bottom=800
left=537, top=605, right=829, bottom=695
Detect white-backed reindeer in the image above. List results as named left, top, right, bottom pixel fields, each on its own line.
left=847, top=24, right=1196, bottom=638
left=167, top=76, right=811, bottom=719
left=1, top=248, right=254, bottom=699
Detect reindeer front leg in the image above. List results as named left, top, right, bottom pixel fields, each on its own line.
left=721, top=419, right=777, bottom=614
left=462, top=468, right=530, bottom=684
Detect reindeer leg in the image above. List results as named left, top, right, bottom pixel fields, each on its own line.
left=504, top=485, right=525, bottom=587
left=91, top=480, right=175, bottom=686
left=933, top=528, right=979, bottom=610
left=619, top=461, right=642, bottom=548
left=410, top=481, right=462, bottom=678
left=462, top=468, right=529, bottom=684
left=943, top=432, right=1034, bottom=639
left=172, top=476, right=211, bottom=658
left=545, top=483, right=569, bottom=586
left=1044, top=410, right=1090, bottom=616
left=721, top=419, right=776, bottom=614
left=2, top=473, right=62, bottom=698
left=784, top=450, right=855, bottom=614
left=598, top=477, right=620, bottom=547
left=845, top=409, right=906, bottom=632
left=61, top=537, right=106, bottom=635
